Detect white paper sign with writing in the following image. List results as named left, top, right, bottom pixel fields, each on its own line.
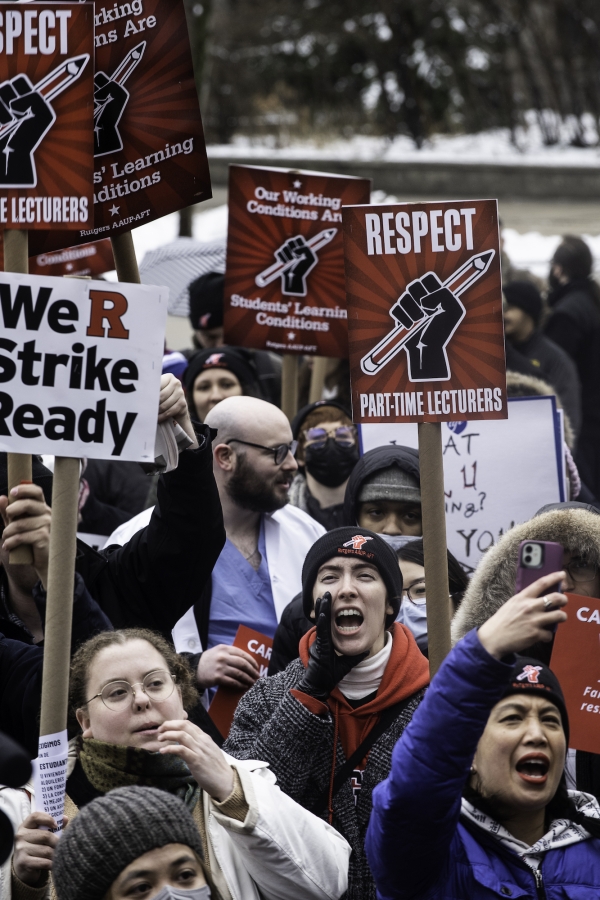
left=33, top=729, right=69, bottom=832
left=0, top=272, right=167, bottom=460
left=359, top=396, right=564, bottom=573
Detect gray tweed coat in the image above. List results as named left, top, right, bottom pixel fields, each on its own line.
left=224, top=659, right=424, bottom=900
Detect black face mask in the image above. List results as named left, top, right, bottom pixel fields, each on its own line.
left=304, top=439, right=359, bottom=488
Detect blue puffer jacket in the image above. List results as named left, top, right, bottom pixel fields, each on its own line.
left=365, top=629, right=600, bottom=899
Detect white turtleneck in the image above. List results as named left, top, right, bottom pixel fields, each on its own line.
left=338, top=631, right=393, bottom=700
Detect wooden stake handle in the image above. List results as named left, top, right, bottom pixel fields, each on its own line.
left=111, top=231, right=140, bottom=284
left=309, top=356, right=330, bottom=405
left=39, top=458, right=80, bottom=737
left=281, top=355, right=299, bottom=420
left=418, top=422, right=451, bottom=677
left=4, top=229, right=33, bottom=564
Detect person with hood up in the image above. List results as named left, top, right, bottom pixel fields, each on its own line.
left=8, top=628, right=351, bottom=900
left=545, top=236, right=600, bottom=496
left=224, top=527, right=430, bottom=900
left=366, top=571, right=600, bottom=900
left=269, top=445, right=422, bottom=674
left=452, top=500, right=600, bottom=800
left=183, top=347, right=264, bottom=423
left=289, top=400, right=359, bottom=531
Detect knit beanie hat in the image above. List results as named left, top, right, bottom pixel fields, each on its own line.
left=301, top=526, right=403, bottom=626
left=503, top=281, right=543, bottom=328
left=183, top=347, right=259, bottom=394
left=52, top=786, right=204, bottom=900
left=358, top=464, right=421, bottom=505
left=502, top=657, right=569, bottom=744
left=188, top=271, right=224, bottom=330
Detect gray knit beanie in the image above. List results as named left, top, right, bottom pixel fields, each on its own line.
left=52, top=786, right=204, bottom=900
left=358, top=465, right=421, bottom=505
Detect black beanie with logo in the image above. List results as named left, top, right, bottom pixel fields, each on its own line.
left=301, top=526, right=403, bottom=626
left=502, top=656, right=569, bottom=744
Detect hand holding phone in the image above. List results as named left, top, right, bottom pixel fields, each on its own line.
left=516, top=540, right=564, bottom=632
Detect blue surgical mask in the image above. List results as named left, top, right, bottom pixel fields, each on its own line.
left=379, top=534, right=418, bottom=552
left=152, top=886, right=211, bottom=900
left=397, top=598, right=428, bottom=653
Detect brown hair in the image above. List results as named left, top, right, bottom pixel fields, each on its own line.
left=69, top=629, right=199, bottom=734
left=297, top=406, right=354, bottom=463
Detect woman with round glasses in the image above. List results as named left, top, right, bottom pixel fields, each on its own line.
left=289, top=401, right=359, bottom=531
left=9, top=628, right=350, bottom=899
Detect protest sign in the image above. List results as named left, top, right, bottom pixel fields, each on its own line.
left=223, top=164, right=371, bottom=359
left=0, top=271, right=167, bottom=460
left=29, top=0, right=211, bottom=254
left=360, top=396, right=564, bottom=573
left=33, top=728, right=68, bottom=831
left=0, top=3, right=94, bottom=230
left=342, top=199, right=506, bottom=424
left=209, top=625, right=273, bottom=738
left=30, top=238, right=114, bottom=277
left=551, top=594, right=600, bottom=755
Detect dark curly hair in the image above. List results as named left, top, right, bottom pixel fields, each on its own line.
left=69, top=628, right=199, bottom=735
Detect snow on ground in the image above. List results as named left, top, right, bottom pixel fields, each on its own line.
left=207, top=113, right=600, bottom=168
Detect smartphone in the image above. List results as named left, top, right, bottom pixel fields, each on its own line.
left=515, top=540, right=563, bottom=632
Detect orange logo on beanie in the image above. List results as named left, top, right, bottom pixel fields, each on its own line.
left=516, top=664, right=543, bottom=684
left=343, top=535, right=373, bottom=551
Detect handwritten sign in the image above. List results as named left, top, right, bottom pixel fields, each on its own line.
left=209, top=625, right=273, bottom=738
left=342, top=199, right=506, bottom=423
left=0, top=271, right=167, bottom=460
left=359, top=396, right=564, bottom=572
left=551, top=594, right=600, bottom=754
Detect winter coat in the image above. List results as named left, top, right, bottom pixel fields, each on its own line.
left=451, top=505, right=600, bottom=799
left=268, top=592, right=310, bottom=675
left=342, top=445, right=420, bottom=526
left=289, top=473, right=346, bottom=531
left=224, top=625, right=427, bottom=900
left=366, top=628, right=600, bottom=900
left=78, top=459, right=150, bottom=537
left=545, top=280, right=600, bottom=495
left=3, top=755, right=351, bottom=900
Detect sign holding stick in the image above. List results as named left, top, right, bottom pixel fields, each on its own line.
left=343, top=199, right=506, bottom=675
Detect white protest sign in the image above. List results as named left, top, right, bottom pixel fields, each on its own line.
left=359, top=396, right=564, bottom=573
left=0, top=272, right=167, bottom=460
left=33, top=729, right=68, bottom=832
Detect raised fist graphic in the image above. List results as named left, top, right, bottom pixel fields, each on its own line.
left=0, top=75, right=55, bottom=187
left=94, top=72, right=129, bottom=157
left=275, top=236, right=318, bottom=297
left=391, top=272, right=466, bottom=381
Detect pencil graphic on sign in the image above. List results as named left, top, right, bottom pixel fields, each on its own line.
left=360, top=249, right=495, bottom=376
left=110, top=41, right=146, bottom=86
left=0, top=55, right=89, bottom=142
left=255, top=227, right=337, bottom=288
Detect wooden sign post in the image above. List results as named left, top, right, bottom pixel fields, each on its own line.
left=223, top=164, right=371, bottom=420
left=342, top=199, right=506, bottom=675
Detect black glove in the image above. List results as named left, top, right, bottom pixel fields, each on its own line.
left=296, top=593, right=368, bottom=702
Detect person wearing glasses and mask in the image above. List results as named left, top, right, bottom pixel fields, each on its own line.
left=453, top=500, right=600, bottom=803
left=289, top=401, right=359, bottom=531
left=9, top=629, right=350, bottom=900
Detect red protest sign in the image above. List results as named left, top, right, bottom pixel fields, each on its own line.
left=223, top=164, right=371, bottom=358
left=209, top=625, right=273, bottom=739
left=30, top=0, right=211, bottom=254
left=343, top=199, right=507, bottom=424
left=0, top=3, right=94, bottom=231
left=551, top=593, right=600, bottom=754
left=29, top=238, right=114, bottom=277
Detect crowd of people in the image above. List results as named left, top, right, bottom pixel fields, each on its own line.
left=1, top=233, right=600, bottom=899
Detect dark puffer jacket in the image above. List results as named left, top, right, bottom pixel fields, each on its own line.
left=224, top=657, right=424, bottom=900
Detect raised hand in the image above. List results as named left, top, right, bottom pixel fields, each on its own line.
left=0, top=75, right=55, bottom=187
left=391, top=272, right=466, bottom=381
left=275, top=236, right=317, bottom=296
left=157, top=719, right=235, bottom=801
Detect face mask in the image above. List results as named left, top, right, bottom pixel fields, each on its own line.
left=379, top=534, right=417, bottom=551
left=304, top=439, right=359, bottom=488
left=397, top=598, right=428, bottom=653
left=152, top=886, right=211, bottom=900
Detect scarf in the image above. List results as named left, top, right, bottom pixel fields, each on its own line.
left=338, top=631, right=393, bottom=700
left=461, top=791, right=600, bottom=871
left=78, top=737, right=201, bottom=809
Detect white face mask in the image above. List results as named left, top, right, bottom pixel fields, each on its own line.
left=397, top=597, right=428, bottom=653
left=152, top=887, right=211, bottom=900
left=379, top=534, right=418, bottom=552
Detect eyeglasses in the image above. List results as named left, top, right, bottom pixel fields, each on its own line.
left=402, top=580, right=427, bottom=606
left=304, top=426, right=356, bottom=450
left=85, top=669, right=176, bottom=710
left=226, top=438, right=298, bottom=466
left=565, top=559, right=599, bottom=583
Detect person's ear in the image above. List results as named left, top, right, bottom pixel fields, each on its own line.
left=386, top=603, right=394, bottom=618
left=213, top=443, right=235, bottom=472
left=76, top=708, right=93, bottom=739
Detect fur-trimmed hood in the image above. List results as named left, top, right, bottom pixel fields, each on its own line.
left=452, top=508, right=600, bottom=643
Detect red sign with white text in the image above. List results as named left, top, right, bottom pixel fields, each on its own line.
left=209, top=625, right=273, bottom=739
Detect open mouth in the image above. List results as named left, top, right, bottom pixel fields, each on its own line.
left=334, top=608, right=364, bottom=634
left=515, top=754, right=549, bottom=784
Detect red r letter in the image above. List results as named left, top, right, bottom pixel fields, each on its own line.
left=87, top=291, right=130, bottom=339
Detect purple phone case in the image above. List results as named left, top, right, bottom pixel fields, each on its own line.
left=515, top=540, right=563, bottom=593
